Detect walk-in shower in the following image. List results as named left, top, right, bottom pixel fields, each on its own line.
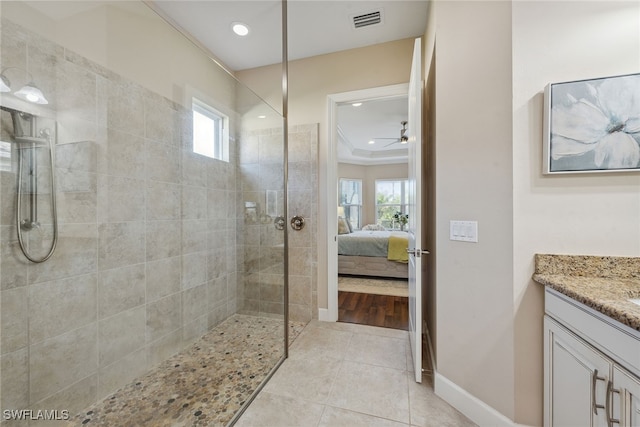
left=0, top=105, right=58, bottom=263
left=0, top=1, right=289, bottom=425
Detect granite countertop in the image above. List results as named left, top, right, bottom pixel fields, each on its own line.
left=533, top=254, right=640, bottom=332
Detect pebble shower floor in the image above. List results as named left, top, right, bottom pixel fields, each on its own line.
left=70, top=315, right=305, bottom=426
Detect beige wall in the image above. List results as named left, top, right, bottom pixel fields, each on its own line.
left=434, top=0, right=515, bottom=421
left=338, top=162, right=408, bottom=227
left=237, top=38, right=415, bottom=309
left=512, top=1, right=640, bottom=424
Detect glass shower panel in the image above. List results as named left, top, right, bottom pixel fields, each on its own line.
left=0, top=1, right=286, bottom=425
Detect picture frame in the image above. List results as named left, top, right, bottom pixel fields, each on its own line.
left=543, top=72, right=640, bottom=174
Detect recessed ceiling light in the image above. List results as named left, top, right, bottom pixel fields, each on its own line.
left=232, top=22, right=250, bottom=36
left=368, top=140, right=375, bottom=145
left=352, top=102, right=362, bottom=107
left=258, top=115, right=266, bottom=119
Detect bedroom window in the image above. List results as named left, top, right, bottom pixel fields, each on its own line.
left=192, top=98, right=229, bottom=162
left=338, top=178, right=362, bottom=230
left=375, top=179, right=408, bottom=229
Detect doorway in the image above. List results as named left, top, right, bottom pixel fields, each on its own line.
left=327, top=84, right=410, bottom=330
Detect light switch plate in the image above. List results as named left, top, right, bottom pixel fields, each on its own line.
left=450, top=220, right=478, bottom=243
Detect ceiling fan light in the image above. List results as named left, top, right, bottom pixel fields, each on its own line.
left=0, top=74, right=10, bottom=93
left=14, top=82, right=48, bottom=104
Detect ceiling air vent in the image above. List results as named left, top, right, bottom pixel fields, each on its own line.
left=352, top=10, right=383, bottom=29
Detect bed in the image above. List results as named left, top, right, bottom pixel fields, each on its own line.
left=337, top=229, right=409, bottom=279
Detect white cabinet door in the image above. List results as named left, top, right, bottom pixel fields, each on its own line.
left=545, top=316, right=612, bottom=427
left=614, top=366, right=640, bottom=426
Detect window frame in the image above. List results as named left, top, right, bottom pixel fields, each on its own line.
left=192, top=97, right=229, bottom=162
left=338, top=178, right=362, bottom=230
left=374, top=179, right=409, bottom=229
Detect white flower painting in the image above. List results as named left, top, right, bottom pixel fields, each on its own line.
left=546, top=73, right=640, bottom=173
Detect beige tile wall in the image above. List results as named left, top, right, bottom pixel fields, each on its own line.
left=0, top=18, right=245, bottom=417
left=237, top=124, right=318, bottom=323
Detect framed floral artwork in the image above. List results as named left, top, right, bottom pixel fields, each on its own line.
left=543, top=72, right=640, bottom=174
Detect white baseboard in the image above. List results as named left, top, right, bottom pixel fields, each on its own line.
left=318, top=308, right=332, bottom=322
left=434, top=373, right=534, bottom=427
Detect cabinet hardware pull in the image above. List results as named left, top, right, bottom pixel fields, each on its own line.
left=592, top=369, right=606, bottom=415
left=605, top=380, right=620, bottom=426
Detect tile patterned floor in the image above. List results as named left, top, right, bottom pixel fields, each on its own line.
left=71, top=315, right=304, bottom=427
left=235, top=320, right=478, bottom=427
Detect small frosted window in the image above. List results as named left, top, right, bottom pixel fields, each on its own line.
left=192, top=98, right=228, bottom=162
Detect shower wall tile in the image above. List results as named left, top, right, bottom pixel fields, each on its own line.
left=209, top=248, right=230, bottom=280
left=182, top=219, right=208, bottom=254
left=97, top=175, right=145, bottom=223
left=98, top=222, right=145, bottom=271
left=34, top=374, right=98, bottom=419
left=182, top=252, right=207, bottom=290
left=145, top=220, right=181, bottom=261
left=0, top=171, right=16, bottom=226
left=56, top=141, right=98, bottom=173
left=147, top=328, right=182, bottom=368
left=57, top=189, right=97, bottom=225
left=102, top=128, right=146, bottom=179
left=259, top=164, right=284, bottom=192
left=29, top=323, right=98, bottom=404
left=207, top=189, right=229, bottom=219
left=106, top=77, right=146, bottom=139
left=98, top=348, right=147, bottom=400
left=289, top=275, right=312, bottom=306
left=0, top=226, right=27, bottom=290
left=28, top=223, right=98, bottom=284
left=182, top=151, right=208, bottom=188
left=208, top=304, right=227, bottom=328
left=183, top=314, right=208, bottom=343
left=182, top=185, right=207, bottom=220
left=29, top=273, right=97, bottom=345
left=28, top=38, right=60, bottom=109
left=208, top=277, right=228, bottom=306
left=1, top=287, right=28, bottom=354
left=146, top=141, right=180, bottom=184
left=146, top=293, right=181, bottom=344
left=207, top=162, right=233, bottom=190
left=259, top=133, right=284, bottom=164
left=98, top=264, right=145, bottom=319
left=57, top=169, right=97, bottom=194
left=146, top=256, right=181, bottom=302
left=98, top=306, right=145, bottom=367
left=288, top=129, right=312, bottom=163
left=0, top=348, right=29, bottom=410
left=144, top=93, right=180, bottom=146
left=183, top=283, right=207, bottom=324
left=238, top=135, right=259, bottom=165
left=56, top=60, right=98, bottom=129
left=146, top=180, right=181, bottom=220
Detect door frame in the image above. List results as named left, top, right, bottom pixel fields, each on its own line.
left=324, top=83, right=410, bottom=322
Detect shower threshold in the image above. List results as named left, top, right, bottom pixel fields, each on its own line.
left=72, top=314, right=305, bottom=426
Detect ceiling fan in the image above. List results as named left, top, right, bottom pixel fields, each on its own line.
left=374, top=121, right=408, bottom=147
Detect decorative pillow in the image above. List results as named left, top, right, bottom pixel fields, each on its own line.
left=345, top=218, right=354, bottom=233
left=338, top=217, right=351, bottom=234
left=362, top=223, right=386, bottom=231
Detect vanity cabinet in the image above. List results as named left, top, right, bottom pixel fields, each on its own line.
left=544, top=288, right=640, bottom=427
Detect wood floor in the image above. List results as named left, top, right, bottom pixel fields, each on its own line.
left=338, top=291, right=408, bottom=330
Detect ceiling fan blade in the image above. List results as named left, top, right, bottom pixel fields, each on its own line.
left=384, top=140, right=400, bottom=147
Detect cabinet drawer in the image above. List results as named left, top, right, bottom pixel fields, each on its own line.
left=545, top=288, right=640, bottom=377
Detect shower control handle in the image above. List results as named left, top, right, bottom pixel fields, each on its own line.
left=290, top=216, right=305, bottom=231
left=274, top=216, right=286, bottom=231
